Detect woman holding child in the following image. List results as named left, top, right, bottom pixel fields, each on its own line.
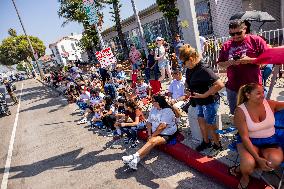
left=114, top=100, right=145, bottom=148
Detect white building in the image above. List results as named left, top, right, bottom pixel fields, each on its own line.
left=49, top=33, right=89, bottom=65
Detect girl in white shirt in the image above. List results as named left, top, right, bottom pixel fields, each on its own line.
left=122, top=95, right=177, bottom=170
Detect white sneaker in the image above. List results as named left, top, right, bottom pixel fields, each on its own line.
left=128, top=156, right=140, bottom=170
left=78, top=118, right=87, bottom=124
left=122, top=155, right=134, bottom=164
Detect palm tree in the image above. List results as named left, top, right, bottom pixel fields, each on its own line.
left=156, top=0, right=179, bottom=39
left=106, top=0, right=129, bottom=59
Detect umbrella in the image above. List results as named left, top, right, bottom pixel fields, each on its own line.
left=230, top=10, right=276, bottom=22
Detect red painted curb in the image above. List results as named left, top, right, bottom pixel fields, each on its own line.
left=138, top=131, right=272, bottom=189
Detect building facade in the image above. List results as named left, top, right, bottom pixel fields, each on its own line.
left=49, top=34, right=88, bottom=66
left=102, top=0, right=284, bottom=51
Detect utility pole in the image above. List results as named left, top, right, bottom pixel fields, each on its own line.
left=130, top=0, right=148, bottom=57
left=11, top=0, right=44, bottom=79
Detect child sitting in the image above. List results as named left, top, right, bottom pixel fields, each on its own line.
left=90, top=105, right=104, bottom=129
left=135, top=77, right=151, bottom=100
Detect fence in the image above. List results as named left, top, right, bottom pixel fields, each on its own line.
left=205, top=28, right=284, bottom=72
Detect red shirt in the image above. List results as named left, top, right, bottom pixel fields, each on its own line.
left=218, top=35, right=268, bottom=92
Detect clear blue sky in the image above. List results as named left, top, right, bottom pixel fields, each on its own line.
left=0, top=0, right=156, bottom=54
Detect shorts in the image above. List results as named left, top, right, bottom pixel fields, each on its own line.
left=196, top=100, right=219, bottom=125
left=236, top=134, right=279, bottom=148
left=158, top=60, right=169, bottom=69
left=158, top=131, right=178, bottom=143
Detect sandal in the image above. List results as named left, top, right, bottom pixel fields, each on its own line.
left=228, top=164, right=241, bottom=177
left=238, top=177, right=250, bottom=189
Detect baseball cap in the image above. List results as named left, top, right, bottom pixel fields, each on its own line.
left=156, top=37, right=164, bottom=41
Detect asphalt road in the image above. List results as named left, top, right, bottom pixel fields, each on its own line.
left=0, top=79, right=226, bottom=189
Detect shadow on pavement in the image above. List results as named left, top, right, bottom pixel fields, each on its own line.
left=0, top=148, right=128, bottom=180
left=19, top=84, right=67, bottom=114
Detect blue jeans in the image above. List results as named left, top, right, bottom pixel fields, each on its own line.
left=196, top=100, right=220, bottom=125
left=226, top=88, right=238, bottom=115
left=121, top=127, right=137, bottom=141
left=76, top=101, right=88, bottom=110
left=262, top=64, right=273, bottom=86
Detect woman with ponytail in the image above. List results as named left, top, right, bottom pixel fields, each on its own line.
left=179, top=44, right=224, bottom=157
left=232, top=83, right=284, bottom=189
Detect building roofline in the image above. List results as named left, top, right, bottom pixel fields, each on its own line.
left=102, top=3, right=159, bottom=36
left=49, top=36, right=79, bottom=48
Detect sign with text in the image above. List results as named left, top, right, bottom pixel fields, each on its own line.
left=82, top=0, right=98, bottom=25
left=95, top=47, right=117, bottom=68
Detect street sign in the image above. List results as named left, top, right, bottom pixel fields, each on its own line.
left=82, top=0, right=99, bottom=25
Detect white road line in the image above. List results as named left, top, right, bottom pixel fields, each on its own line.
left=1, top=83, right=24, bottom=189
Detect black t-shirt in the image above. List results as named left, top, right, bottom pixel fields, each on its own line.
left=147, top=54, right=155, bottom=68
left=5, top=83, right=12, bottom=93
left=185, top=61, right=219, bottom=105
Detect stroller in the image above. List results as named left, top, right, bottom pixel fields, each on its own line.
left=0, top=88, right=11, bottom=116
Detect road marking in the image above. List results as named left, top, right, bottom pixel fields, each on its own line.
left=1, top=83, right=24, bottom=189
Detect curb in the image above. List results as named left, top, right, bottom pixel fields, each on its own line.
left=138, top=131, right=272, bottom=189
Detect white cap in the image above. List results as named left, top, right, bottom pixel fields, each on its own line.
left=156, top=37, right=164, bottom=42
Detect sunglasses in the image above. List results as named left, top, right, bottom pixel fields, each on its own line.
left=229, top=31, right=243, bottom=36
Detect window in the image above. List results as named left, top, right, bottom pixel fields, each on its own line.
left=71, top=43, right=76, bottom=50
left=61, top=45, right=66, bottom=52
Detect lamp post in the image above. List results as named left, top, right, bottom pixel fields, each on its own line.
left=130, top=0, right=148, bottom=57
left=11, top=0, right=44, bottom=79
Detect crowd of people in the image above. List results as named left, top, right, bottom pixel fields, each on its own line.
left=43, top=19, right=284, bottom=189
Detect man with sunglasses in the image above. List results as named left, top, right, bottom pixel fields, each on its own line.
left=218, top=19, right=268, bottom=115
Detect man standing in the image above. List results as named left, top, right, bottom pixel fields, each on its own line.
left=218, top=20, right=268, bottom=114
left=172, top=34, right=184, bottom=70
left=3, top=79, right=18, bottom=104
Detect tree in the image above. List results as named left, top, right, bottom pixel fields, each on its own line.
left=58, top=0, right=104, bottom=58
left=8, top=28, right=17, bottom=37
left=0, top=34, right=46, bottom=65
left=106, top=0, right=129, bottom=59
left=156, top=0, right=179, bottom=39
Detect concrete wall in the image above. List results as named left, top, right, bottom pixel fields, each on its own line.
left=209, top=0, right=243, bottom=37
left=102, top=9, right=164, bottom=42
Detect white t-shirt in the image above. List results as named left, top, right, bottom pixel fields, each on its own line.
left=79, top=92, right=90, bottom=102
left=90, top=95, right=103, bottom=106
left=136, top=83, right=149, bottom=98
left=155, top=45, right=167, bottom=63
left=148, top=107, right=177, bottom=135
left=93, top=112, right=102, bottom=119
left=168, top=79, right=185, bottom=100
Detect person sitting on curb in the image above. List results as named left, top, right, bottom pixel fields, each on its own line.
left=122, top=95, right=177, bottom=170
left=231, top=83, right=284, bottom=189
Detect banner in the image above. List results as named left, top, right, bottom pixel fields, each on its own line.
left=253, top=46, right=284, bottom=65
left=82, top=0, right=98, bottom=25
left=95, top=47, right=117, bottom=68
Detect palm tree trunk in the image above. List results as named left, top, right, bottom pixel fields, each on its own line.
left=112, top=0, right=129, bottom=60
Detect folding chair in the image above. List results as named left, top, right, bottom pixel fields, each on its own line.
left=274, top=109, right=284, bottom=189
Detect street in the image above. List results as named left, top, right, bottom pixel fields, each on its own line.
left=0, top=79, right=226, bottom=189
